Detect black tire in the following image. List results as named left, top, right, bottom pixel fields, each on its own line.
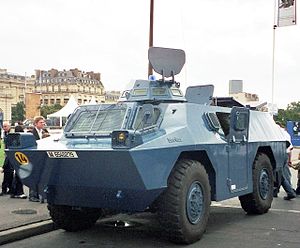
left=157, top=159, right=211, bottom=244
left=48, top=204, right=103, bottom=231
left=239, top=153, right=274, bottom=214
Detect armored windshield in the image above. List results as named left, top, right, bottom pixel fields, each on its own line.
left=64, top=104, right=128, bottom=136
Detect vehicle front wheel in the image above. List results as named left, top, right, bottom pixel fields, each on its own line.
left=157, top=159, right=211, bottom=244
left=239, top=153, right=274, bottom=214
left=48, top=204, right=103, bottom=231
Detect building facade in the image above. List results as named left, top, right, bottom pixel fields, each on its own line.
left=34, top=68, right=105, bottom=106
left=0, top=67, right=122, bottom=124
left=0, top=69, right=35, bottom=123
left=230, top=92, right=259, bottom=103
left=105, top=90, right=121, bottom=103
left=228, top=79, right=259, bottom=103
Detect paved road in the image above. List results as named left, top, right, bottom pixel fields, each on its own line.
left=2, top=189, right=300, bottom=248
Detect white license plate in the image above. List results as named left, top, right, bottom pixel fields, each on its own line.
left=47, top=151, right=78, bottom=159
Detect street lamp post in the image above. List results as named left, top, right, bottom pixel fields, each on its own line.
left=148, top=0, right=154, bottom=77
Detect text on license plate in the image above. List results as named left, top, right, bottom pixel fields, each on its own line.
left=47, top=151, right=78, bottom=158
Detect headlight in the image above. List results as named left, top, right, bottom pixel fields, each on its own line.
left=117, top=132, right=127, bottom=142
left=111, top=130, right=142, bottom=149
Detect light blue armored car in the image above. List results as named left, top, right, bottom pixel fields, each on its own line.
left=6, top=47, right=287, bottom=244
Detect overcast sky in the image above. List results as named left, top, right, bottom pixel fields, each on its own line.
left=0, top=0, right=299, bottom=109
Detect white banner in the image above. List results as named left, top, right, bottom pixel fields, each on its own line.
left=277, top=0, right=297, bottom=27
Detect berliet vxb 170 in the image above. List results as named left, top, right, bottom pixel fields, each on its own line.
left=6, top=47, right=286, bottom=244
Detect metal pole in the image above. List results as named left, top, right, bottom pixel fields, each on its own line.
left=271, top=0, right=277, bottom=114
left=271, top=25, right=276, bottom=107
left=148, top=0, right=154, bottom=77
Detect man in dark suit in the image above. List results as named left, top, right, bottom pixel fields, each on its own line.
left=0, top=122, right=14, bottom=196
left=10, top=122, right=27, bottom=199
left=28, top=116, right=49, bottom=202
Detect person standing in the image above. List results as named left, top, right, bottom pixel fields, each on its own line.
left=28, top=116, right=49, bottom=202
left=291, top=152, right=300, bottom=195
left=10, top=122, right=27, bottom=199
left=0, top=122, right=14, bottom=196
left=277, top=123, right=296, bottom=200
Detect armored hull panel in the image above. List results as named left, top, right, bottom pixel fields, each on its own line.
left=6, top=101, right=286, bottom=211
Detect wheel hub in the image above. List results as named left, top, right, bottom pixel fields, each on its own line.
left=259, top=169, right=270, bottom=200
left=186, top=181, right=204, bottom=224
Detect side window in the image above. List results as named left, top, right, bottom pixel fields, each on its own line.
left=228, top=107, right=250, bottom=143
left=216, top=112, right=231, bottom=136
left=133, top=106, right=161, bottom=130
left=234, top=112, right=248, bottom=131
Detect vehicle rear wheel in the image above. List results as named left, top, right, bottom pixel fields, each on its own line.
left=157, top=159, right=211, bottom=244
left=239, top=153, right=273, bottom=214
left=48, top=204, right=103, bottom=231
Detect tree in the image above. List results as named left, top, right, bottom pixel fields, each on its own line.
left=274, top=101, right=300, bottom=127
left=11, top=102, right=25, bottom=124
left=40, top=104, right=63, bottom=119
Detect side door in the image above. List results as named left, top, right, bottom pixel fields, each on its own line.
left=227, top=107, right=250, bottom=193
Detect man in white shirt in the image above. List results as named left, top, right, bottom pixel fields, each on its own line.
left=28, top=116, right=49, bottom=202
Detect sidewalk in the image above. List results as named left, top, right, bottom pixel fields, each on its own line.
left=0, top=172, right=54, bottom=244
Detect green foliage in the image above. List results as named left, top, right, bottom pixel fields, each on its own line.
left=11, top=102, right=25, bottom=124
left=274, top=101, right=300, bottom=127
left=40, top=104, right=63, bottom=118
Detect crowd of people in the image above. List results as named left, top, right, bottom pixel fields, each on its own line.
left=0, top=116, right=49, bottom=203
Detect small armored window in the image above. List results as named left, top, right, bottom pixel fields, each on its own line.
left=152, top=87, right=167, bottom=96
left=132, top=88, right=148, bottom=96
left=234, top=112, right=248, bottom=131
left=171, top=88, right=183, bottom=96
left=216, top=112, right=230, bottom=136
left=133, top=106, right=161, bottom=130
left=205, top=112, right=221, bottom=131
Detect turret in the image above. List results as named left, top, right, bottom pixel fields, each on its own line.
left=123, top=47, right=186, bottom=103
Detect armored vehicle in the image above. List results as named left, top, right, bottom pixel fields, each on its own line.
left=6, top=47, right=286, bottom=244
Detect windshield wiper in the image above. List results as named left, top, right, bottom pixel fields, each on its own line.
left=89, top=104, right=118, bottom=132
